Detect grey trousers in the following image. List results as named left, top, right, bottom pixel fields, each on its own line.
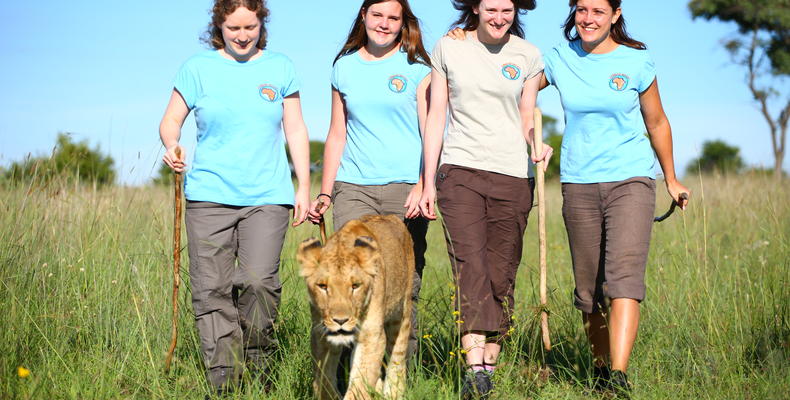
left=185, top=201, right=289, bottom=389
left=332, top=181, right=428, bottom=354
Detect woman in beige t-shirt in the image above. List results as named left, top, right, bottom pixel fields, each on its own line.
left=419, top=0, right=552, bottom=398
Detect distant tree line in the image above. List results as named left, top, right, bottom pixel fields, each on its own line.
left=3, top=133, right=115, bottom=187
left=3, top=128, right=775, bottom=189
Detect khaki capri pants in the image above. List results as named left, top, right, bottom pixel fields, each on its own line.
left=561, top=177, right=656, bottom=314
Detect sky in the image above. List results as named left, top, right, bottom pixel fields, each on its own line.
left=1, top=0, right=787, bottom=185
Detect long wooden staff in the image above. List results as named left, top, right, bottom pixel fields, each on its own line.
left=164, top=148, right=183, bottom=373
left=534, top=108, right=551, bottom=351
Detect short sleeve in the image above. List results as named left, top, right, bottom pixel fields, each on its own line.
left=430, top=38, right=448, bottom=79
left=524, top=47, right=544, bottom=80
left=330, top=60, right=341, bottom=92
left=415, top=61, right=431, bottom=83
left=280, top=56, right=300, bottom=98
left=173, top=61, right=198, bottom=109
left=637, top=52, right=656, bottom=93
left=543, top=48, right=556, bottom=85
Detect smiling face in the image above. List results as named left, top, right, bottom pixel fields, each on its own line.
left=363, top=1, right=404, bottom=51
left=219, top=6, right=261, bottom=61
left=574, top=0, right=621, bottom=52
left=473, top=0, right=515, bottom=44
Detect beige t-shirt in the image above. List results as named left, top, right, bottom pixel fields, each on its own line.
left=431, top=34, right=544, bottom=178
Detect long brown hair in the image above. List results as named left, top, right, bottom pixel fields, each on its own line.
left=451, top=0, right=537, bottom=39
left=563, top=0, right=645, bottom=49
left=202, top=0, right=271, bottom=50
left=334, top=0, right=431, bottom=66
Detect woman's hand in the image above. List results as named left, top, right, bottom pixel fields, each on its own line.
left=307, top=195, right=331, bottom=224
left=447, top=27, right=467, bottom=40
left=531, top=145, right=554, bottom=172
left=419, top=183, right=438, bottom=220
left=665, top=179, right=690, bottom=210
left=292, top=186, right=310, bottom=227
left=163, top=145, right=187, bottom=173
left=404, top=181, right=423, bottom=219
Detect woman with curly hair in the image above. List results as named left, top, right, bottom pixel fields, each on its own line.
left=159, top=0, right=310, bottom=394
left=419, top=0, right=552, bottom=398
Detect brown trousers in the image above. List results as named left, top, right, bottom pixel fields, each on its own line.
left=561, top=177, right=656, bottom=314
left=436, top=164, right=534, bottom=338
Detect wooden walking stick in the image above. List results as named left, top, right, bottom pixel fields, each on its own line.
left=534, top=108, right=551, bottom=351
left=164, top=148, right=183, bottom=373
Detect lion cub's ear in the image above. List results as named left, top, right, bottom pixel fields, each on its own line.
left=353, top=236, right=380, bottom=277
left=297, top=238, right=323, bottom=277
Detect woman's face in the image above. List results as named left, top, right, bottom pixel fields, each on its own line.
left=474, top=0, right=515, bottom=42
left=220, top=6, right=261, bottom=60
left=363, top=1, right=404, bottom=50
left=574, top=0, right=621, bottom=47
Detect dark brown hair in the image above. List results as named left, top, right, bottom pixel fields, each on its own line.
left=563, top=0, right=645, bottom=49
left=334, top=0, right=431, bottom=66
left=451, top=0, right=537, bottom=39
left=203, top=0, right=270, bottom=50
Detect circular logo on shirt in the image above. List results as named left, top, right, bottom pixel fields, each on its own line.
left=501, top=64, right=521, bottom=80
left=388, top=75, right=407, bottom=93
left=609, top=74, right=630, bottom=91
left=258, top=84, right=280, bottom=102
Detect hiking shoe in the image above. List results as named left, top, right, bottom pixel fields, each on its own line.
left=476, top=370, right=494, bottom=399
left=609, top=370, right=632, bottom=399
left=592, top=364, right=611, bottom=391
left=461, top=370, right=493, bottom=400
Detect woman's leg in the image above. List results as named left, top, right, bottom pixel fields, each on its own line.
left=608, top=298, right=640, bottom=371
left=331, top=181, right=379, bottom=231
left=185, top=202, right=244, bottom=391
left=600, top=177, right=655, bottom=380
left=482, top=175, right=534, bottom=364
left=436, top=166, right=499, bottom=362
left=583, top=310, right=610, bottom=367
left=330, top=182, right=380, bottom=393
left=381, top=183, right=429, bottom=358
left=234, top=205, right=290, bottom=380
left=562, top=183, right=609, bottom=368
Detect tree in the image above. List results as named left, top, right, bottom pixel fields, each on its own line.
left=689, top=0, right=790, bottom=176
left=686, top=139, right=745, bottom=174
left=4, top=133, right=116, bottom=186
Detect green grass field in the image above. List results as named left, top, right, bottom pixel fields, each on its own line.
left=1, top=174, right=787, bottom=399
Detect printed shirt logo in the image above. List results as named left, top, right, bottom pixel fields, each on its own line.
left=258, top=84, right=280, bottom=102
left=501, top=64, right=521, bottom=80
left=609, top=74, right=630, bottom=91
left=388, top=75, right=407, bottom=93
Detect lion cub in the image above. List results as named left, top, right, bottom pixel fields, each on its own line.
left=297, top=215, right=414, bottom=400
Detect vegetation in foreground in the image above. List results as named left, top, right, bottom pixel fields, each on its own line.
left=1, top=173, right=787, bottom=399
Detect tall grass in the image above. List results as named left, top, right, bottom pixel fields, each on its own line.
left=1, top=173, right=787, bottom=399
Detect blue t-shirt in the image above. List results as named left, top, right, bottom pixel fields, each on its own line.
left=544, top=40, right=657, bottom=183
left=332, top=50, right=431, bottom=185
left=174, top=50, right=299, bottom=206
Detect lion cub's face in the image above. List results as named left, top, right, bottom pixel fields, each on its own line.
left=297, top=234, right=380, bottom=347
